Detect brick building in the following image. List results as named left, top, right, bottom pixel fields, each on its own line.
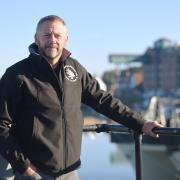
left=108, top=38, right=180, bottom=93
left=142, top=38, right=180, bottom=91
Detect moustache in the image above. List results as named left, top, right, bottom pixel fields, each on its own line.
left=45, top=44, right=58, bottom=48
left=46, top=46, right=58, bottom=49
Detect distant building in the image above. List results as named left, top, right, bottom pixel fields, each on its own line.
left=108, top=54, right=142, bottom=91
left=118, top=70, right=143, bottom=90
left=109, top=38, right=180, bottom=92
left=142, top=38, right=180, bottom=91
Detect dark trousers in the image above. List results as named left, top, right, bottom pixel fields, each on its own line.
left=13, top=170, right=79, bottom=180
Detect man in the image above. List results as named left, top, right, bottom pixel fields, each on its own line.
left=0, top=15, right=162, bottom=180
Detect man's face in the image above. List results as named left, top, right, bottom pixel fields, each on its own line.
left=35, top=20, right=68, bottom=61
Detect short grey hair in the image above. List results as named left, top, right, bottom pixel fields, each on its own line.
left=36, top=15, right=67, bottom=33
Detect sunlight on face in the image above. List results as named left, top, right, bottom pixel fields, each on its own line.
left=35, top=20, right=68, bottom=62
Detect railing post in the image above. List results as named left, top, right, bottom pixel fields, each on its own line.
left=134, top=132, right=143, bottom=180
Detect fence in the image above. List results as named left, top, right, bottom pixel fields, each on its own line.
left=83, top=124, right=180, bottom=180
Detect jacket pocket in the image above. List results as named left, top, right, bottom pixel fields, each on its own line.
left=14, top=171, right=42, bottom=180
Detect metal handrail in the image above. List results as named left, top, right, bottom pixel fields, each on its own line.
left=83, top=124, right=180, bottom=180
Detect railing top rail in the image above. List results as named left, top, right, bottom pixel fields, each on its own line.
left=83, top=124, right=180, bottom=136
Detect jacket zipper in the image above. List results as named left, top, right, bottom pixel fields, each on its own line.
left=59, top=63, right=67, bottom=170
left=61, top=90, right=67, bottom=169
left=50, top=63, right=67, bottom=170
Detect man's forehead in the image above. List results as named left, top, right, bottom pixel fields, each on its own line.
left=38, top=21, right=66, bottom=33
left=41, top=22, right=62, bottom=28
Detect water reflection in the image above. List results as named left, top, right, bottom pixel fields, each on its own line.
left=79, top=133, right=135, bottom=180
left=111, top=133, right=180, bottom=180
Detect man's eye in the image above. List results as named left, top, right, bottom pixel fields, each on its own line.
left=44, top=34, right=50, bottom=37
left=55, top=34, right=61, bottom=38
left=42, top=34, right=61, bottom=39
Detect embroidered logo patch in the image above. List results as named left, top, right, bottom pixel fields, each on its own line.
left=64, top=65, right=78, bottom=82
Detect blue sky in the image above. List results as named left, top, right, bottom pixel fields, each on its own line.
left=1, top=1, right=180, bottom=76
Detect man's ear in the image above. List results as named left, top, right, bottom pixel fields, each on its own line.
left=34, top=34, right=38, bottom=45
left=65, top=35, right=69, bottom=46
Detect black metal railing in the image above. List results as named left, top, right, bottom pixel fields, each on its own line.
left=83, top=124, right=180, bottom=180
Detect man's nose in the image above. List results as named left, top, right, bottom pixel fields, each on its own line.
left=49, top=34, right=56, bottom=43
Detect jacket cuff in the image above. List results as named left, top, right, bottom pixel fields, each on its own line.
left=132, top=111, right=145, bottom=133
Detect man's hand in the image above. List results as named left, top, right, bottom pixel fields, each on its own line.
left=142, top=120, right=163, bottom=138
left=23, top=165, right=36, bottom=176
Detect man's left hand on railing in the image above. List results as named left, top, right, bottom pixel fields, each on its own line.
left=142, top=120, right=163, bottom=138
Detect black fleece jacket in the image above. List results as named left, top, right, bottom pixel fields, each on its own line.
left=0, top=43, right=145, bottom=175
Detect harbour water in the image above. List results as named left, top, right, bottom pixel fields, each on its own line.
left=78, top=133, right=135, bottom=180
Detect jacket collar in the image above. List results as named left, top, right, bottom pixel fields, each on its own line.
left=28, top=43, right=71, bottom=62
left=28, top=43, right=69, bottom=93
